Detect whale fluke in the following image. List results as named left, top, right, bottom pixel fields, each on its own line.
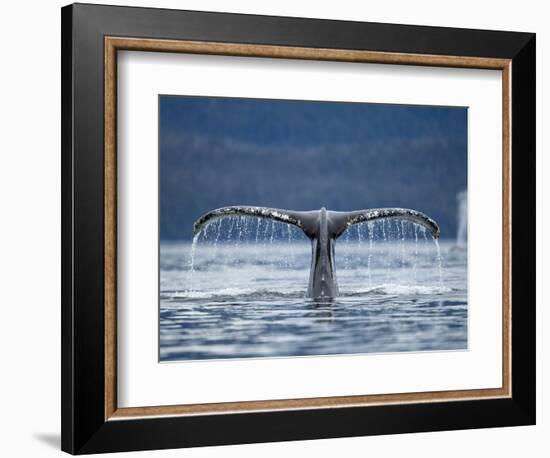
left=328, top=208, right=440, bottom=239
left=193, top=206, right=309, bottom=236
left=193, top=206, right=440, bottom=299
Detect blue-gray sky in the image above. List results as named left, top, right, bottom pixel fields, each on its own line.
left=160, top=95, right=467, bottom=240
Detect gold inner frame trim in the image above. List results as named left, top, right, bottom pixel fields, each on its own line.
left=104, top=36, right=512, bottom=421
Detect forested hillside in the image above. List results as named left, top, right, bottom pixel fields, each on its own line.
left=160, top=96, right=467, bottom=240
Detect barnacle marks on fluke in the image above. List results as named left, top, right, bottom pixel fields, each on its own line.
left=193, top=206, right=305, bottom=235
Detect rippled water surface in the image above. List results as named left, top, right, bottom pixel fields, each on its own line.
left=160, top=220, right=467, bottom=361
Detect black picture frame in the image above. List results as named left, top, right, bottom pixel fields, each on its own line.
left=61, top=3, right=535, bottom=454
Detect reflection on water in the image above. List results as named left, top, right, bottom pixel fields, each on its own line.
left=160, top=222, right=467, bottom=361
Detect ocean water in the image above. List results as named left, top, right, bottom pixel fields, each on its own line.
left=160, top=220, right=467, bottom=361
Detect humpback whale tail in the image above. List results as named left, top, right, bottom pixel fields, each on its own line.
left=193, top=206, right=440, bottom=299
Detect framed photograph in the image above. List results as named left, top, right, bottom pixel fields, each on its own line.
left=61, top=3, right=535, bottom=454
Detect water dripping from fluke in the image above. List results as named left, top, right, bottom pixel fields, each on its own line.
left=367, top=222, right=374, bottom=286
left=187, top=233, right=200, bottom=292
left=413, top=224, right=419, bottom=282
left=434, top=238, right=444, bottom=287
